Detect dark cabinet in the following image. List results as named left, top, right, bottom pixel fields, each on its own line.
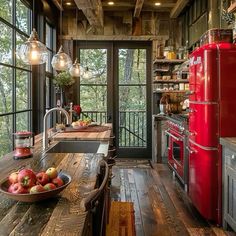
left=222, top=142, right=236, bottom=231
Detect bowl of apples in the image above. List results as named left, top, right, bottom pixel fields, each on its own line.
left=71, top=119, right=90, bottom=130
left=0, top=167, right=71, bottom=202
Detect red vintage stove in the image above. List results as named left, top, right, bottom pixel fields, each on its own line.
left=166, top=114, right=189, bottom=191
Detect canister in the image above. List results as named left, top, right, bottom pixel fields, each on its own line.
left=179, top=83, right=185, bottom=90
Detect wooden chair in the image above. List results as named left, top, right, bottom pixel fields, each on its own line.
left=80, top=160, right=109, bottom=236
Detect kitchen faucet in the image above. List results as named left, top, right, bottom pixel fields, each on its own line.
left=43, top=107, right=70, bottom=150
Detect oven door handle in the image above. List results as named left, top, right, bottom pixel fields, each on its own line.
left=186, top=146, right=197, bottom=154
left=165, top=130, right=181, bottom=141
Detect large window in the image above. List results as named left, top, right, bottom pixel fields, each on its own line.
left=0, top=0, right=32, bottom=157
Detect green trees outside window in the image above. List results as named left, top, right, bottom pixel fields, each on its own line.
left=0, top=0, right=32, bottom=157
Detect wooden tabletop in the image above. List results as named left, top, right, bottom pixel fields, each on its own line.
left=0, top=143, right=103, bottom=235
left=53, top=123, right=112, bottom=141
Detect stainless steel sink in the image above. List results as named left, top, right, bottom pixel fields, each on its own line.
left=45, top=140, right=108, bottom=157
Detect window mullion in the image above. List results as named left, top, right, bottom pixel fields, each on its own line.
left=12, top=0, right=16, bottom=135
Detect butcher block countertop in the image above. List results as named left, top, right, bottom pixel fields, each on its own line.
left=0, top=140, right=104, bottom=235
left=220, top=137, right=236, bottom=152
left=53, top=123, right=112, bottom=141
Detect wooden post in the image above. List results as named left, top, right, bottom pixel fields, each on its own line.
left=208, top=0, right=220, bottom=29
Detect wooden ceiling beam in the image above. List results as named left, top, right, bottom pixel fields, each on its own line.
left=102, top=3, right=175, bottom=12
left=133, top=0, right=144, bottom=18
left=74, top=0, right=103, bottom=27
left=170, top=0, right=189, bottom=18
left=52, top=0, right=63, bottom=11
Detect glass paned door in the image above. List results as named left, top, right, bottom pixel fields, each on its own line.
left=79, top=48, right=108, bottom=124
left=116, top=46, right=151, bottom=158
left=78, top=42, right=152, bottom=158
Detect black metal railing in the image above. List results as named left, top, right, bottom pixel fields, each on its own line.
left=119, top=110, right=146, bottom=147
left=81, top=110, right=146, bottom=147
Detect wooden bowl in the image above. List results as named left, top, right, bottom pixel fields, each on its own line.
left=0, top=172, right=71, bottom=202
left=72, top=125, right=88, bottom=130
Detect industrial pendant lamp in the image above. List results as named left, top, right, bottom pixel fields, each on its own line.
left=69, top=9, right=81, bottom=77
left=82, top=66, right=92, bottom=79
left=69, top=58, right=81, bottom=77
left=17, top=0, right=48, bottom=65
left=51, top=0, right=72, bottom=71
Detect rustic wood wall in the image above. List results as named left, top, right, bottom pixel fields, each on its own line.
left=60, top=9, right=182, bottom=59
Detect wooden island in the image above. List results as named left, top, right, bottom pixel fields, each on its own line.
left=0, top=125, right=112, bottom=235
left=52, top=124, right=112, bottom=142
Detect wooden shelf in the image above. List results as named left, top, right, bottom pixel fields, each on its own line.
left=228, top=2, right=236, bottom=13
left=153, top=80, right=189, bottom=83
left=153, top=90, right=187, bottom=94
left=153, top=59, right=186, bottom=64
left=154, top=69, right=169, bottom=73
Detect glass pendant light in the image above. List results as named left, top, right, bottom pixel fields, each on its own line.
left=69, top=58, right=81, bottom=77
left=51, top=45, right=72, bottom=71
left=17, top=1, right=48, bottom=65
left=69, top=10, right=80, bottom=77
left=51, top=0, right=72, bottom=71
left=82, top=66, right=92, bottom=79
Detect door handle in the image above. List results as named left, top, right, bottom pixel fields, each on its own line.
left=165, top=130, right=181, bottom=141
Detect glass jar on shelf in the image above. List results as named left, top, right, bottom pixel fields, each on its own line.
left=167, top=46, right=176, bottom=60
left=177, top=47, right=184, bottom=59
left=184, top=83, right=189, bottom=90
left=169, top=83, right=174, bottom=90
left=179, top=83, right=185, bottom=90
left=174, top=84, right=179, bottom=90
left=156, top=84, right=163, bottom=91
left=163, top=83, right=168, bottom=90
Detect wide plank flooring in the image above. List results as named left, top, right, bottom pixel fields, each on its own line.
left=110, top=159, right=236, bottom=236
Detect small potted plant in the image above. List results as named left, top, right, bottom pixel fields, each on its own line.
left=53, top=71, right=75, bottom=88
left=53, top=72, right=75, bottom=106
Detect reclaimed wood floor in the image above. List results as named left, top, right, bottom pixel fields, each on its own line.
left=110, top=159, right=236, bottom=236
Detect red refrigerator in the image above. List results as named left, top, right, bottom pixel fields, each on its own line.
left=188, top=43, right=236, bottom=225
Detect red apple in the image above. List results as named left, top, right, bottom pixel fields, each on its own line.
left=30, top=185, right=45, bottom=194
left=8, top=183, right=28, bottom=194
left=52, top=177, right=64, bottom=187
left=46, top=167, right=58, bottom=179
left=18, top=169, right=36, bottom=188
left=44, top=183, right=56, bottom=191
left=8, top=172, right=19, bottom=184
left=8, top=184, right=15, bottom=193
left=36, top=172, right=49, bottom=185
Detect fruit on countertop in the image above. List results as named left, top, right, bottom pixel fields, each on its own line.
left=8, top=172, right=19, bottom=184
left=18, top=169, right=37, bottom=188
left=52, top=177, right=64, bottom=187
left=71, top=118, right=92, bottom=128
left=6, top=167, right=65, bottom=194
left=46, top=167, right=58, bottom=179
left=44, top=183, right=56, bottom=191
left=30, top=185, right=45, bottom=193
left=8, top=183, right=28, bottom=194
left=36, top=172, right=49, bottom=185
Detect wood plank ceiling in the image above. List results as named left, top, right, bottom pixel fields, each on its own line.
left=53, top=0, right=189, bottom=28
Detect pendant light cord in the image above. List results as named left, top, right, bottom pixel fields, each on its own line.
left=60, top=0, right=62, bottom=45
left=32, top=0, right=35, bottom=29
left=76, top=8, right=78, bottom=60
